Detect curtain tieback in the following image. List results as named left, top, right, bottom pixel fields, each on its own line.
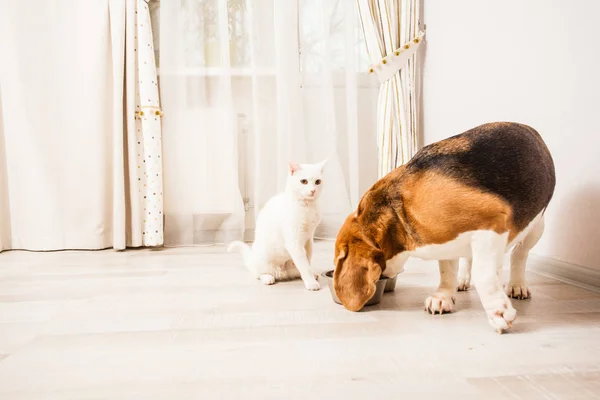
left=135, top=106, right=163, bottom=119
left=368, top=31, right=426, bottom=84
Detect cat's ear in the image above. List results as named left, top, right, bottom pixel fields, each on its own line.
left=288, top=161, right=301, bottom=175
left=317, top=159, right=328, bottom=172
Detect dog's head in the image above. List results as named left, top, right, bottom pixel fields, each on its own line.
left=333, top=212, right=385, bottom=311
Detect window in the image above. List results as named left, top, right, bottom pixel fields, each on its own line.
left=299, top=0, right=370, bottom=73
left=148, top=0, right=370, bottom=73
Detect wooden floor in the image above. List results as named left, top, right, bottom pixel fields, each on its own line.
left=1, top=241, right=600, bottom=399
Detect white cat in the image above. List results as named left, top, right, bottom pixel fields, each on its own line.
left=228, top=160, right=327, bottom=290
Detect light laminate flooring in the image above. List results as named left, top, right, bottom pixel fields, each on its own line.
left=1, top=241, right=600, bottom=399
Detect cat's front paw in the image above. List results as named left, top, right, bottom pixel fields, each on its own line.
left=303, top=277, right=320, bottom=291
left=259, top=274, right=276, bottom=285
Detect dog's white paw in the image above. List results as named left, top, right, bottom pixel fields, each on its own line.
left=259, top=274, right=276, bottom=285
left=506, top=282, right=531, bottom=300
left=424, top=292, right=455, bottom=315
left=485, top=296, right=517, bottom=334
left=457, top=278, right=471, bottom=292
left=303, top=277, right=321, bottom=291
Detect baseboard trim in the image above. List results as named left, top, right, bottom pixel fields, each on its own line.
left=529, top=254, right=600, bottom=294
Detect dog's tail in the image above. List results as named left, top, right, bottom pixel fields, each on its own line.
left=227, top=241, right=256, bottom=275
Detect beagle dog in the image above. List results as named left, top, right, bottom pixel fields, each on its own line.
left=333, top=122, right=555, bottom=333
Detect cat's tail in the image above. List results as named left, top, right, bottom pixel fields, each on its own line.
left=227, top=241, right=256, bottom=275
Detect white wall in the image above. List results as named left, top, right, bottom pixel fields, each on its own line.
left=422, top=0, right=600, bottom=269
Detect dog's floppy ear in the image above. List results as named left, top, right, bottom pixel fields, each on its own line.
left=355, top=191, right=372, bottom=219
left=334, top=251, right=383, bottom=312
left=334, top=245, right=347, bottom=265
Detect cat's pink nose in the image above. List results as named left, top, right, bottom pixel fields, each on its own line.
left=310, top=190, right=316, bottom=195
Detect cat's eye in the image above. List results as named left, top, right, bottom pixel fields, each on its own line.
left=315, top=179, right=321, bottom=185
left=300, top=179, right=308, bottom=185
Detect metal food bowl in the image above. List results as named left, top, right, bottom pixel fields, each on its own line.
left=321, top=270, right=390, bottom=308
left=384, top=275, right=398, bottom=292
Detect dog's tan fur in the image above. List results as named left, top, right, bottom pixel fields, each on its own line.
left=333, top=170, right=516, bottom=311
left=333, top=122, right=555, bottom=316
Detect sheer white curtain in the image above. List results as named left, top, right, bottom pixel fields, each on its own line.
left=156, top=0, right=379, bottom=246
left=0, top=0, right=163, bottom=251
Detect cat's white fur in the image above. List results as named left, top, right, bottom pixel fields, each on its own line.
left=228, top=160, right=327, bottom=290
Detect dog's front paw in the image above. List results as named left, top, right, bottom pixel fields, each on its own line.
left=485, top=296, right=517, bottom=334
left=506, top=282, right=531, bottom=300
left=424, top=292, right=455, bottom=315
left=457, top=278, right=470, bottom=292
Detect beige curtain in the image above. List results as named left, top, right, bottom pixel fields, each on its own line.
left=0, top=0, right=163, bottom=251
left=357, top=0, right=424, bottom=177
